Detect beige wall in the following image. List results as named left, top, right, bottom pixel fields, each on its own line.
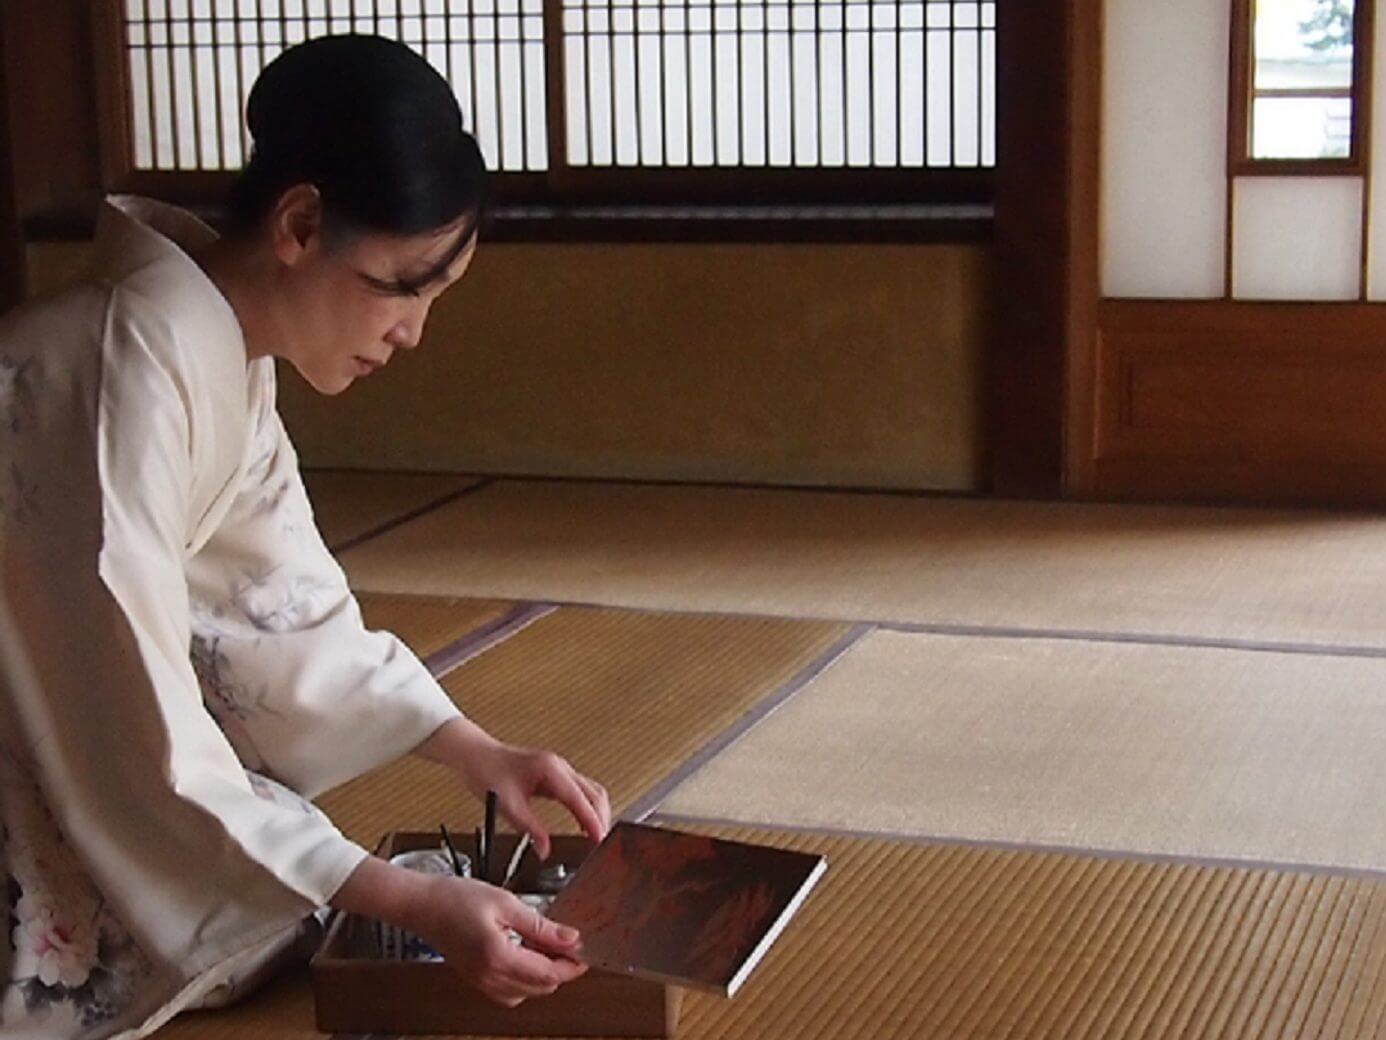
left=28, top=239, right=990, bottom=492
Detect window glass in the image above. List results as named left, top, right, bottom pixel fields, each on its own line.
left=1251, top=0, right=1355, bottom=160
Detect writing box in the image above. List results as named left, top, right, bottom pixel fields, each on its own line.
left=310, top=831, right=683, bottom=1037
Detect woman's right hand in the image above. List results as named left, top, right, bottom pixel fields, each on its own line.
left=330, top=855, right=588, bottom=1007
left=407, top=874, right=588, bottom=1006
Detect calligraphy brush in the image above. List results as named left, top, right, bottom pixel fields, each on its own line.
left=439, top=824, right=465, bottom=877
left=483, top=789, right=498, bottom=882
left=501, top=832, right=533, bottom=890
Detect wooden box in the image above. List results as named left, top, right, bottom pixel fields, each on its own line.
left=310, top=831, right=683, bottom=1037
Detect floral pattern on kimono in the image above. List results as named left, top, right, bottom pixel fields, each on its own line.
left=189, top=630, right=276, bottom=776
left=0, top=742, right=160, bottom=1036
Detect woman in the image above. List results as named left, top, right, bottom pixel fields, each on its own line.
left=0, top=33, right=607, bottom=1038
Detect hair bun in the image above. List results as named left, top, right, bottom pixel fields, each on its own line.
left=229, top=33, right=485, bottom=236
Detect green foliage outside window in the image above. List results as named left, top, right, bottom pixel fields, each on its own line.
left=1299, top=0, right=1354, bottom=52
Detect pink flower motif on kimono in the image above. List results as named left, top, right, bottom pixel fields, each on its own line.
left=12, top=894, right=100, bottom=989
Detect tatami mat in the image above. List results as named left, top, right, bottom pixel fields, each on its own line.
left=147, top=475, right=1386, bottom=1039
left=356, top=592, right=517, bottom=666
left=669, top=825, right=1386, bottom=1040
left=340, top=479, right=1386, bottom=648
left=302, top=469, right=482, bottom=550
left=663, top=629, right=1386, bottom=875
left=316, top=606, right=851, bottom=847
left=153, top=826, right=1386, bottom=1040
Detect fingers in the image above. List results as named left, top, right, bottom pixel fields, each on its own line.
left=548, top=955, right=589, bottom=985
left=502, top=797, right=552, bottom=861
left=429, top=876, right=587, bottom=1010
left=573, top=772, right=611, bottom=836
left=477, top=937, right=587, bottom=1007
left=507, top=901, right=582, bottom=956
left=498, top=941, right=571, bottom=988
left=487, top=746, right=610, bottom=856
left=541, top=760, right=607, bottom=846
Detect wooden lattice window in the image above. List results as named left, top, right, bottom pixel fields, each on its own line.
left=95, top=0, right=994, bottom=205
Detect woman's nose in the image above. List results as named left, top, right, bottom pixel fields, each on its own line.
left=387, top=309, right=427, bottom=349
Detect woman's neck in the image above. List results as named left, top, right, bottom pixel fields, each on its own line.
left=190, top=235, right=282, bottom=363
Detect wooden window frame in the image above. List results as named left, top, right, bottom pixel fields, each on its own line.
left=91, top=0, right=994, bottom=211
left=1229, top=0, right=1375, bottom=177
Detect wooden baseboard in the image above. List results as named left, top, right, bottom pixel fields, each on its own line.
left=1088, top=298, right=1386, bottom=508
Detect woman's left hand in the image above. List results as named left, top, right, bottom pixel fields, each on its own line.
left=416, top=718, right=611, bottom=860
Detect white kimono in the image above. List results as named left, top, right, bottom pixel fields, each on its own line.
left=0, top=196, right=462, bottom=1038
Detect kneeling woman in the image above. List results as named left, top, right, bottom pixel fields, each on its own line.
left=0, top=33, right=607, bottom=1039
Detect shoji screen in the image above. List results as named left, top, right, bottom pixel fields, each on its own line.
left=1101, top=0, right=1229, bottom=298
left=1368, top=2, right=1386, bottom=297
left=1103, top=0, right=1381, bottom=302
left=1233, top=176, right=1363, bottom=298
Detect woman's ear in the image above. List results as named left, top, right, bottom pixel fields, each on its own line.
left=268, top=183, right=325, bottom=267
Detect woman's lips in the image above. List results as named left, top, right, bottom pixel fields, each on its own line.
left=353, top=356, right=383, bottom=376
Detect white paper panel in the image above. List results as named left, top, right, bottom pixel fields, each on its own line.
left=1102, top=0, right=1228, bottom=298
left=1367, top=0, right=1386, bottom=299
left=1232, top=177, right=1362, bottom=300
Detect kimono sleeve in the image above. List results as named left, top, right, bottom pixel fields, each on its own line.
left=183, top=368, right=461, bottom=800
left=3, top=291, right=368, bottom=976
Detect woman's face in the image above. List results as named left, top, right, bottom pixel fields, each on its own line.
left=278, top=208, right=477, bottom=396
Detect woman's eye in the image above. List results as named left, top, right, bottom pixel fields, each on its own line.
left=363, top=276, right=421, bottom=298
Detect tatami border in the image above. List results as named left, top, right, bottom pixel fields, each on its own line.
left=330, top=477, right=494, bottom=554
left=876, top=619, right=1386, bottom=660
left=649, top=811, right=1386, bottom=885
left=421, top=602, right=558, bottom=680
left=620, top=624, right=872, bottom=823
left=384, top=588, right=1386, bottom=663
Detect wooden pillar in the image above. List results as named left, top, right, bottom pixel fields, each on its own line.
left=990, top=0, right=1103, bottom=498
left=0, top=8, right=25, bottom=314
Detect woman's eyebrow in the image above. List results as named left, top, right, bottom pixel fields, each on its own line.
left=397, top=226, right=477, bottom=287
left=394, top=260, right=445, bottom=284
left=362, top=228, right=476, bottom=294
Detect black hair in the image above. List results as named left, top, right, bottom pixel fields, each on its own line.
left=226, top=34, right=487, bottom=254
